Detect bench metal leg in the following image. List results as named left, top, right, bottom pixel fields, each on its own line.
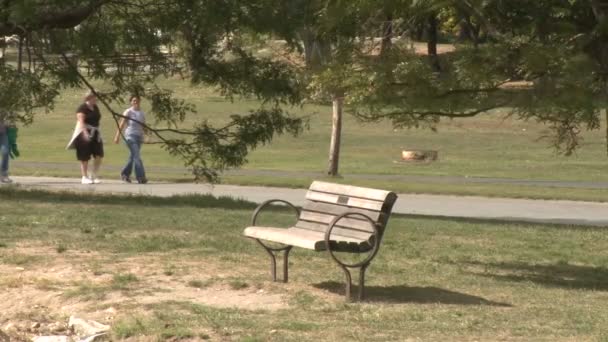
left=337, top=262, right=370, bottom=302
left=256, top=239, right=292, bottom=283
left=341, top=266, right=353, bottom=301
left=269, top=250, right=278, bottom=281
left=358, top=264, right=369, bottom=301
left=325, top=212, right=385, bottom=302
left=282, top=247, right=292, bottom=282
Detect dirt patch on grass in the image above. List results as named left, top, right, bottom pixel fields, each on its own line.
left=0, top=244, right=288, bottom=340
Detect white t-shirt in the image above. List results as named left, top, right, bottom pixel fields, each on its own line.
left=123, top=108, right=145, bottom=137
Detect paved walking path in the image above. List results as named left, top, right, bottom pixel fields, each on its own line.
left=12, top=161, right=608, bottom=189
left=7, top=176, right=608, bottom=227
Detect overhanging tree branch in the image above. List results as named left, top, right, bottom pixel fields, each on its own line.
left=357, top=102, right=509, bottom=121
left=0, top=0, right=107, bottom=36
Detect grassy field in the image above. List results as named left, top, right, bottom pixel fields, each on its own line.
left=9, top=76, right=608, bottom=200
left=1, top=188, right=608, bottom=341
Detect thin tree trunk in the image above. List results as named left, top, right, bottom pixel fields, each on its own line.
left=380, top=13, right=393, bottom=58
left=17, top=35, right=23, bottom=72
left=327, top=95, right=343, bottom=176
left=302, top=29, right=315, bottom=67
left=427, top=13, right=441, bottom=72
left=0, top=37, right=5, bottom=66
left=427, top=14, right=437, bottom=56
left=590, top=1, right=608, bottom=155
left=26, top=35, right=33, bottom=70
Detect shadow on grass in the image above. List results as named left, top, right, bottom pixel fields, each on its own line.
left=465, top=261, right=608, bottom=291
left=0, top=185, right=258, bottom=210
left=314, top=281, right=511, bottom=306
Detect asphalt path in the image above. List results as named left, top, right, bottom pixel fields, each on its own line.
left=6, top=176, right=608, bottom=227
left=11, top=161, right=608, bottom=189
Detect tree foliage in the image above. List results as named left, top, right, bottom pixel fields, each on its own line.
left=0, top=0, right=306, bottom=181
left=344, top=0, right=608, bottom=155
left=1, top=0, right=607, bottom=181
left=263, top=0, right=608, bottom=158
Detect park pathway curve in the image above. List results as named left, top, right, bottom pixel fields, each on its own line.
left=5, top=176, right=608, bottom=227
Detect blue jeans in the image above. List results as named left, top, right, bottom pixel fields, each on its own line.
left=0, top=130, right=9, bottom=177
left=121, top=135, right=146, bottom=181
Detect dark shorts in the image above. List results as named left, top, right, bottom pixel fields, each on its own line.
left=74, top=131, right=104, bottom=161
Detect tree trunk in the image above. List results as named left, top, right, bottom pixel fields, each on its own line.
left=427, top=13, right=441, bottom=72
left=457, top=20, right=471, bottom=42
left=411, top=21, right=424, bottom=41
left=590, top=1, right=608, bottom=155
left=301, top=29, right=332, bottom=71
left=0, top=37, right=5, bottom=66
left=301, top=29, right=315, bottom=67
left=26, top=35, right=33, bottom=71
left=456, top=12, right=480, bottom=47
left=17, top=35, right=23, bottom=72
left=327, top=95, right=343, bottom=176
left=380, top=13, right=393, bottom=58
left=427, top=14, right=438, bottom=56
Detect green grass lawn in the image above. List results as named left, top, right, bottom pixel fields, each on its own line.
left=1, top=188, right=608, bottom=341
left=10, top=76, right=608, bottom=200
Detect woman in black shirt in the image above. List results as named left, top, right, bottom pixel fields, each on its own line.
left=72, top=91, right=104, bottom=184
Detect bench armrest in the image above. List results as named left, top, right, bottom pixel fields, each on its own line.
left=251, top=199, right=300, bottom=226
left=324, top=212, right=381, bottom=268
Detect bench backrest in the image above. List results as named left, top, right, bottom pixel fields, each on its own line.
left=295, top=181, right=398, bottom=241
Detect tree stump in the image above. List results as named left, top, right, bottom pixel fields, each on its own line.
left=400, top=149, right=438, bottom=162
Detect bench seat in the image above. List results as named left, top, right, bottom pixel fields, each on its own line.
left=243, top=226, right=373, bottom=251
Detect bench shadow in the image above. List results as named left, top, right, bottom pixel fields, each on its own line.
left=313, top=281, right=511, bottom=306
left=464, top=261, right=608, bottom=291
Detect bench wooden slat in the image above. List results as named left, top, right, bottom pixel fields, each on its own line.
left=301, top=202, right=382, bottom=221
left=298, top=211, right=377, bottom=233
left=306, top=191, right=386, bottom=211
left=243, top=226, right=370, bottom=251
left=309, top=181, right=393, bottom=202
left=294, top=220, right=373, bottom=240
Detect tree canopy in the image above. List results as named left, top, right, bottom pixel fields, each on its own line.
left=1, top=0, right=607, bottom=179
left=311, top=0, right=608, bottom=155
left=1, top=0, right=306, bottom=181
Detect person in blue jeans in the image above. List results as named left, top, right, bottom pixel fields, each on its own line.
left=0, top=119, right=11, bottom=183
left=114, top=95, right=147, bottom=184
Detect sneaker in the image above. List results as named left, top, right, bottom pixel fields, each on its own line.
left=121, top=174, right=132, bottom=183
left=137, top=178, right=148, bottom=184
left=88, top=173, right=101, bottom=184
left=0, top=176, right=13, bottom=183
left=81, top=176, right=93, bottom=185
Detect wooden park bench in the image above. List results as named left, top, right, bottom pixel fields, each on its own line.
left=243, top=181, right=398, bottom=301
